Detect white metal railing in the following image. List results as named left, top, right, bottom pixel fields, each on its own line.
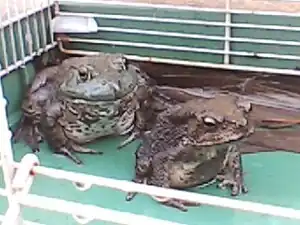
left=2, top=156, right=300, bottom=224
left=0, top=0, right=57, bottom=78
left=56, top=0, right=300, bottom=76
left=2, top=0, right=300, bottom=224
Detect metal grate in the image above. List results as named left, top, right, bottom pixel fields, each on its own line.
left=56, top=0, right=300, bottom=76
left=0, top=0, right=57, bottom=78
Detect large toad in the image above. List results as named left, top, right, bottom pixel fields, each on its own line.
left=13, top=53, right=154, bottom=164
left=126, top=94, right=253, bottom=211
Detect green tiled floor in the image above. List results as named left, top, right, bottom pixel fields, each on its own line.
left=1, top=136, right=300, bottom=225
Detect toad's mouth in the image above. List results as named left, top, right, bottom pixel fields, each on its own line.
left=59, top=79, right=121, bottom=102
left=189, top=124, right=251, bottom=146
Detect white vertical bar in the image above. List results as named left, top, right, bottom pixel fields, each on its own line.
left=23, top=0, right=34, bottom=85
left=13, top=0, right=26, bottom=67
left=0, top=15, right=9, bottom=70
left=30, top=0, right=41, bottom=54
left=6, top=0, right=18, bottom=64
left=2, top=154, right=39, bottom=225
left=47, top=0, right=54, bottom=44
left=23, top=0, right=33, bottom=56
left=1, top=2, right=16, bottom=206
left=0, top=79, right=15, bottom=205
left=224, top=0, right=231, bottom=64
left=1, top=203, right=23, bottom=225
left=38, top=0, right=48, bottom=48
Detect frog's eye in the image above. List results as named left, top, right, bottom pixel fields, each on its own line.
left=203, top=116, right=216, bottom=126
left=78, top=72, right=88, bottom=82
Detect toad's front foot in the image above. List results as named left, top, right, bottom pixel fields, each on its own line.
left=216, top=145, right=248, bottom=196
left=152, top=196, right=201, bottom=212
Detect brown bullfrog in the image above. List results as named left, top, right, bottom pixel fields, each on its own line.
left=126, top=94, right=253, bottom=211
left=13, top=53, right=155, bottom=164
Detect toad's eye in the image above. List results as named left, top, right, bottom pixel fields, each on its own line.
left=203, top=116, right=216, bottom=126
left=78, top=70, right=92, bottom=82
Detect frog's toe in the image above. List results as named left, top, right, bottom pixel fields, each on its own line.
left=180, top=200, right=201, bottom=207
left=117, top=132, right=137, bottom=150
left=71, top=144, right=103, bottom=155
left=125, top=177, right=147, bottom=201
left=125, top=192, right=137, bottom=201
left=153, top=196, right=200, bottom=212
left=231, top=182, right=248, bottom=196
left=55, top=147, right=83, bottom=165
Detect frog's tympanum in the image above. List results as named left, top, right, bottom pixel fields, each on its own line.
left=13, top=53, right=155, bottom=164
left=126, top=94, right=253, bottom=211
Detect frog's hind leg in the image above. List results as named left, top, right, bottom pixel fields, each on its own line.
left=150, top=152, right=200, bottom=212
left=12, top=116, right=43, bottom=153
left=40, top=103, right=103, bottom=165
left=216, top=145, right=248, bottom=196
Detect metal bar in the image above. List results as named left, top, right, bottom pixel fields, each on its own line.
left=0, top=214, right=43, bottom=225
left=30, top=0, right=41, bottom=55
left=0, top=13, right=9, bottom=70
left=1, top=154, right=39, bottom=225
left=0, top=73, right=15, bottom=206
left=57, top=11, right=300, bottom=32
left=47, top=0, right=54, bottom=44
left=0, top=43, right=57, bottom=77
left=224, top=0, right=231, bottom=64
left=18, top=194, right=184, bottom=225
left=21, top=0, right=34, bottom=86
left=23, top=0, right=34, bottom=57
left=57, top=43, right=300, bottom=76
left=13, top=0, right=26, bottom=67
left=6, top=0, right=18, bottom=64
left=39, top=1, right=48, bottom=48
left=57, top=0, right=300, bottom=17
left=0, top=5, right=53, bottom=30
left=59, top=37, right=300, bottom=61
left=1, top=203, right=22, bottom=225
left=95, top=26, right=300, bottom=47
left=8, top=163, right=300, bottom=221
